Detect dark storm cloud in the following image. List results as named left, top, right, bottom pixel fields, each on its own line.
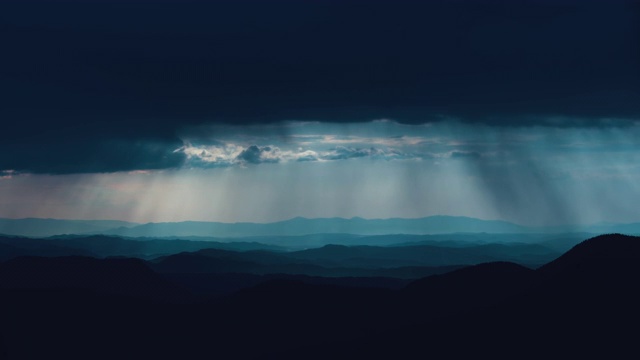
left=0, top=134, right=186, bottom=174
left=1, top=0, right=638, bottom=173
left=235, top=145, right=279, bottom=164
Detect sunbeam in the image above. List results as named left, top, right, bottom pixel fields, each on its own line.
left=2, top=120, right=639, bottom=227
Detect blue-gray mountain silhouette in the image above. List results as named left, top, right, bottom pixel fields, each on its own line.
left=96, top=216, right=532, bottom=237
left=0, top=218, right=137, bottom=237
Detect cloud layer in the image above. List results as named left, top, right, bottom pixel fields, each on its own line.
left=1, top=0, right=638, bottom=173
left=2, top=121, right=640, bottom=226
left=182, top=142, right=420, bottom=167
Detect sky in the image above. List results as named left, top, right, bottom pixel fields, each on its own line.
left=1, top=0, right=639, bottom=226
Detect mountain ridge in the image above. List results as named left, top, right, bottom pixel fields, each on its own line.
left=94, top=216, right=532, bottom=238
left=4, top=216, right=639, bottom=238
left=2, top=233, right=640, bottom=358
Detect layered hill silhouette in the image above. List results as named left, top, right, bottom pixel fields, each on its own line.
left=1, top=216, right=531, bottom=237
left=148, top=242, right=558, bottom=279
left=0, top=218, right=137, bottom=237
left=0, top=235, right=282, bottom=260
left=3, top=216, right=639, bottom=239
left=0, top=256, right=189, bottom=302
left=0, top=236, right=94, bottom=260
left=96, top=216, right=531, bottom=237
left=1, top=233, right=639, bottom=359
left=0, top=234, right=561, bottom=281
left=288, top=242, right=555, bottom=266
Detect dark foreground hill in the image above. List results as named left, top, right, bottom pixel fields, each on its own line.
left=540, top=233, right=640, bottom=274
left=294, top=233, right=640, bottom=359
left=148, top=242, right=558, bottom=279
left=1, top=233, right=639, bottom=359
left=0, top=256, right=189, bottom=302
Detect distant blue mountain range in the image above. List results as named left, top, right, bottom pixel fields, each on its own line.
left=2, top=216, right=640, bottom=238
left=0, top=218, right=138, bottom=237
left=97, top=216, right=530, bottom=238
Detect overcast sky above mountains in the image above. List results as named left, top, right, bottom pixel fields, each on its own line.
left=1, top=1, right=639, bottom=226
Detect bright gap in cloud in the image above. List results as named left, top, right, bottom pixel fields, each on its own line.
left=1, top=120, right=640, bottom=226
